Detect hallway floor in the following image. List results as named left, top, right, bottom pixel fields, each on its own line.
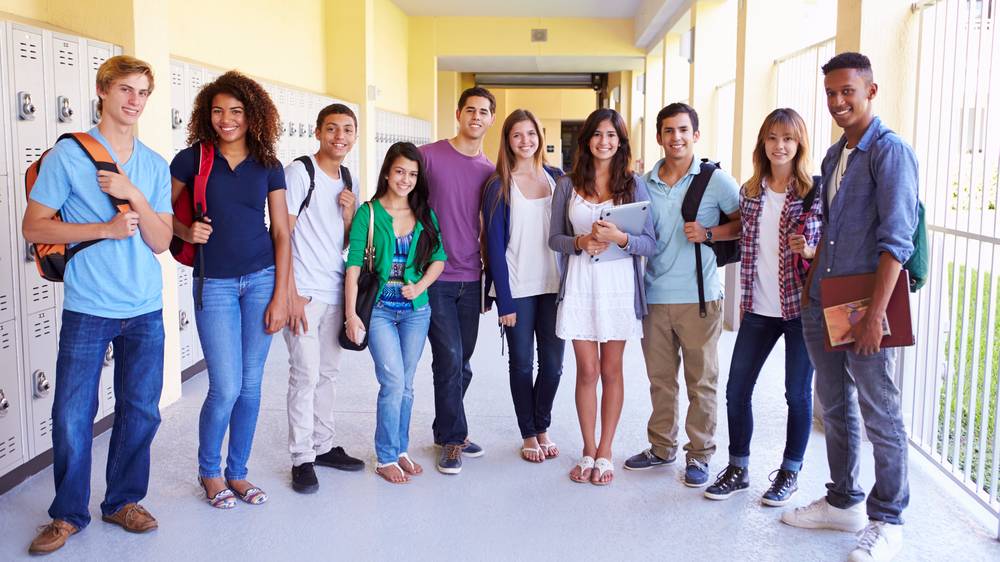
left=1, top=311, right=998, bottom=561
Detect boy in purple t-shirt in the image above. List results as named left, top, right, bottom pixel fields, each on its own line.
left=420, top=87, right=496, bottom=475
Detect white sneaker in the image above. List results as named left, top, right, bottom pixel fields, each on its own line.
left=780, top=496, right=867, bottom=532
left=848, top=521, right=903, bottom=561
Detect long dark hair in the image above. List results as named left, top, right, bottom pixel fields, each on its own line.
left=187, top=71, right=281, bottom=168
left=373, top=142, right=440, bottom=273
left=570, top=108, right=635, bottom=205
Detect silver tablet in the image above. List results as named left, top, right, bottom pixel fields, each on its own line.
left=590, top=201, right=649, bottom=263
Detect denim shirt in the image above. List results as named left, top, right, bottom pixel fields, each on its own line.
left=809, top=117, right=919, bottom=302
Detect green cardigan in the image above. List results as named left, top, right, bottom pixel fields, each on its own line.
left=346, top=200, right=447, bottom=309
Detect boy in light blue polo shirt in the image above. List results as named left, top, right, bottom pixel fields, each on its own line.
left=623, top=103, right=741, bottom=488
left=23, top=56, right=173, bottom=555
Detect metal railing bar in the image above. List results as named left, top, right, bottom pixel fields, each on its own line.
left=926, top=225, right=1000, bottom=245
left=773, top=37, right=835, bottom=65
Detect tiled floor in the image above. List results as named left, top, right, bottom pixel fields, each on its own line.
left=1, top=311, right=998, bottom=561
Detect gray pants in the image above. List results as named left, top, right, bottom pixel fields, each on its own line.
left=802, top=303, right=910, bottom=524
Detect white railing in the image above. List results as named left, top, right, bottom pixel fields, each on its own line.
left=775, top=38, right=836, bottom=173
left=906, top=0, right=1000, bottom=538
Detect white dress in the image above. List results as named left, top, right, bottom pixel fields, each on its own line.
left=555, top=193, right=643, bottom=342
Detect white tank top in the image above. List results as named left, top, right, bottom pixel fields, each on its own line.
left=507, top=174, right=561, bottom=298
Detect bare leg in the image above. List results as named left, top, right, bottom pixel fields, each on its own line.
left=571, top=340, right=601, bottom=480
left=594, top=340, right=626, bottom=484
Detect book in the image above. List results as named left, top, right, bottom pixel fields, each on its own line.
left=822, top=297, right=891, bottom=347
left=819, top=271, right=914, bottom=351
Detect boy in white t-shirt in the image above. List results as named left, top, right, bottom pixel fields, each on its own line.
left=283, top=104, right=363, bottom=493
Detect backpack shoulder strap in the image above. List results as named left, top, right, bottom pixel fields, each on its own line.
left=295, top=155, right=317, bottom=215
left=59, top=132, right=130, bottom=212
left=802, top=175, right=821, bottom=212
left=681, top=159, right=718, bottom=223
left=340, top=165, right=353, bottom=191
left=193, top=141, right=214, bottom=217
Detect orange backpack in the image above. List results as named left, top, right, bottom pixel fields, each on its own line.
left=25, top=132, right=131, bottom=282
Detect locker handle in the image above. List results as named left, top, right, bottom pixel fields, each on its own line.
left=0, top=389, right=8, bottom=417
left=57, top=96, right=74, bottom=123
left=299, top=123, right=307, bottom=137
left=25, top=241, right=36, bottom=263
left=33, top=370, right=51, bottom=398
left=179, top=310, right=190, bottom=329
left=90, top=99, right=100, bottom=125
left=103, top=344, right=114, bottom=367
left=17, top=91, right=36, bottom=121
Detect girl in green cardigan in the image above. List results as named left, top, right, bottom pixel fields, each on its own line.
left=345, top=142, right=446, bottom=484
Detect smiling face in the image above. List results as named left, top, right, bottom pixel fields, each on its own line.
left=824, top=68, right=877, bottom=135
left=508, top=119, right=539, bottom=162
left=385, top=156, right=419, bottom=200
left=657, top=112, right=699, bottom=162
left=210, top=92, right=246, bottom=144
left=455, top=96, right=494, bottom=141
left=588, top=119, right=620, bottom=162
left=316, top=113, right=356, bottom=161
left=764, top=123, right=800, bottom=168
left=97, top=73, right=150, bottom=127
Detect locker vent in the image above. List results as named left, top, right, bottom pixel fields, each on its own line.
left=172, top=70, right=183, bottom=87
left=38, top=417, right=52, bottom=437
left=56, top=45, right=76, bottom=67
left=0, top=292, right=10, bottom=316
left=32, top=314, right=53, bottom=338
left=29, top=282, right=51, bottom=305
left=0, top=435, right=17, bottom=462
left=190, top=75, right=202, bottom=89
left=90, top=54, right=106, bottom=71
left=181, top=344, right=192, bottom=363
left=23, top=146, right=44, bottom=167
left=0, top=323, right=11, bottom=349
left=17, top=39, right=39, bottom=61
left=178, top=268, right=191, bottom=288
left=104, top=384, right=114, bottom=403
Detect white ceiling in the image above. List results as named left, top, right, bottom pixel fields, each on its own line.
left=391, top=0, right=643, bottom=18
left=438, top=55, right=646, bottom=73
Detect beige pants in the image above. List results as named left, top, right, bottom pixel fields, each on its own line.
left=283, top=299, right=344, bottom=466
left=640, top=301, right=723, bottom=463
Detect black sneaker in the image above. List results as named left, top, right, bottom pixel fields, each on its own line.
left=762, top=469, right=798, bottom=506
left=291, top=462, right=319, bottom=494
left=437, top=444, right=463, bottom=474
left=315, top=446, right=365, bottom=472
left=624, top=448, right=676, bottom=470
left=703, top=465, right=749, bottom=499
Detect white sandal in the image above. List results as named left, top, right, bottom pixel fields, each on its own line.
left=591, top=457, right=614, bottom=486
left=520, top=445, right=544, bottom=463
left=538, top=442, right=559, bottom=459
left=570, top=456, right=595, bottom=483
left=375, top=462, right=409, bottom=484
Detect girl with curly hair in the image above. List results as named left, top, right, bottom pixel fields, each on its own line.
left=169, top=70, right=291, bottom=508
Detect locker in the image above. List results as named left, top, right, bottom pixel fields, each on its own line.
left=187, top=64, right=205, bottom=122
left=0, top=320, right=25, bottom=477
left=0, top=175, right=15, bottom=323
left=0, top=25, right=9, bottom=178
left=46, top=33, right=84, bottom=142
left=83, top=40, right=113, bottom=128
left=169, top=61, right=187, bottom=150
left=97, top=342, right=114, bottom=419
left=176, top=265, right=194, bottom=370
left=25, top=307, right=56, bottom=456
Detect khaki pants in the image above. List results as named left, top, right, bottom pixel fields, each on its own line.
left=283, top=300, right=344, bottom=466
left=641, top=301, right=723, bottom=463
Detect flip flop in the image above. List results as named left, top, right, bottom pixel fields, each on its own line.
left=570, top=456, right=595, bottom=483
left=521, top=446, right=544, bottom=463
left=398, top=453, right=423, bottom=475
left=591, top=458, right=614, bottom=486
left=376, top=462, right=410, bottom=484
left=538, top=442, right=559, bottom=459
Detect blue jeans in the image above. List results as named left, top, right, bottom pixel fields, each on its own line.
left=726, top=312, right=813, bottom=472
left=49, top=309, right=164, bottom=530
left=195, top=266, right=276, bottom=480
left=802, top=303, right=910, bottom=524
left=427, top=281, right=481, bottom=445
left=505, top=294, right=564, bottom=438
left=368, top=302, right=432, bottom=464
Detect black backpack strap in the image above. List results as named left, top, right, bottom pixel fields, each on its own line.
left=682, top=160, right=718, bottom=318
left=295, top=155, right=317, bottom=215
left=802, top=175, right=820, bottom=213
left=340, top=165, right=353, bottom=191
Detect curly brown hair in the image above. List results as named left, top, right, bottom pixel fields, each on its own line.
left=186, top=70, right=281, bottom=167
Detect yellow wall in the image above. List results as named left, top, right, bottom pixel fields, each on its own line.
left=481, top=88, right=596, bottom=168
left=415, top=17, right=640, bottom=57
left=169, top=0, right=327, bottom=93
left=690, top=0, right=738, bottom=163
left=373, top=0, right=408, bottom=114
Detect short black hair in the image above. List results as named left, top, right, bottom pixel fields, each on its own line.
left=458, top=86, right=496, bottom=115
left=821, top=52, right=874, bottom=82
left=656, top=102, right=699, bottom=134
left=315, top=103, right=357, bottom=130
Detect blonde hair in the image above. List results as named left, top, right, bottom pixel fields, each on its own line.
left=744, top=108, right=813, bottom=199
left=486, top=109, right=548, bottom=213
left=96, top=55, right=155, bottom=113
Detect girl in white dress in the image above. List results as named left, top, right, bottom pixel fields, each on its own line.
left=549, top=108, right=656, bottom=485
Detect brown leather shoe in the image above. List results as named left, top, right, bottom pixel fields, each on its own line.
left=101, top=503, right=158, bottom=533
left=28, top=519, right=77, bottom=554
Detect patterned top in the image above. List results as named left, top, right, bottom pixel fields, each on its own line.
left=379, top=232, right=414, bottom=310
left=739, top=179, right=823, bottom=320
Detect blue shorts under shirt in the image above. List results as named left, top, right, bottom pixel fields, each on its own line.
left=170, top=144, right=286, bottom=278
left=379, top=232, right=414, bottom=310
left=28, top=127, right=172, bottom=319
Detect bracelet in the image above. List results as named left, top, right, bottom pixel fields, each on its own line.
left=574, top=235, right=583, bottom=251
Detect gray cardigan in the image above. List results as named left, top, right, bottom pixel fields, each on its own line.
left=548, top=174, right=657, bottom=319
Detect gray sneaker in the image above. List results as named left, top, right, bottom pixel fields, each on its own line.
left=437, top=444, right=463, bottom=474
left=624, top=448, right=675, bottom=471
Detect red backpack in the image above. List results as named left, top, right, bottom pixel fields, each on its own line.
left=26, top=132, right=131, bottom=282
left=169, top=141, right=214, bottom=308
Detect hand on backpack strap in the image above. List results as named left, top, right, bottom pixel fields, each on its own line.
left=683, top=221, right=709, bottom=243
left=187, top=217, right=213, bottom=244
left=338, top=189, right=356, bottom=218
left=788, top=234, right=815, bottom=259
left=97, top=170, right=138, bottom=202
left=106, top=211, right=140, bottom=240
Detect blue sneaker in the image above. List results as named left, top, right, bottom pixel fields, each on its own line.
left=437, top=444, right=463, bottom=474
left=461, top=439, right=485, bottom=458
left=684, top=458, right=709, bottom=487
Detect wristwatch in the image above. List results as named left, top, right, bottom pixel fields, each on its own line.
left=705, top=228, right=714, bottom=242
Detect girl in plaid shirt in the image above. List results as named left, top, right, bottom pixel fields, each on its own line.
left=703, top=108, right=823, bottom=506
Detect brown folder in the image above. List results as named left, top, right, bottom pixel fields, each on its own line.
left=820, top=271, right=914, bottom=351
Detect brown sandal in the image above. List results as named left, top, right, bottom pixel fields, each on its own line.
left=375, top=462, right=410, bottom=484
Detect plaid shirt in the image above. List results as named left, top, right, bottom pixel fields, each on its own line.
left=739, top=179, right=823, bottom=320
